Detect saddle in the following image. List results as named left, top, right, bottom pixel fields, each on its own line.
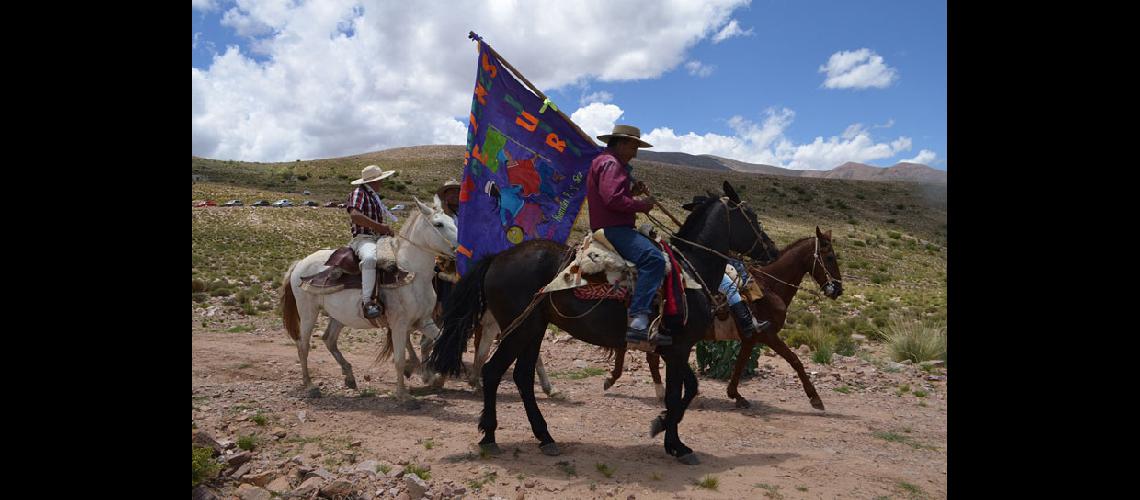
left=542, top=229, right=701, bottom=302
left=299, top=246, right=415, bottom=295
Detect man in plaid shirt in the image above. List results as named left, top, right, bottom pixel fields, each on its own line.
left=347, top=165, right=399, bottom=318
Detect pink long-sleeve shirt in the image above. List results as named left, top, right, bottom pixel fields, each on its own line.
left=586, top=149, right=652, bottom=230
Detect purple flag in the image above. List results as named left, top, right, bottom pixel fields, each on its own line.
left=456, top=36, right=601, bottom=275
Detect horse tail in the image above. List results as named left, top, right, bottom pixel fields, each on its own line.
left=280, top=260, right=301, bottom=342
left=427, top=255, right=496, bottom=376
left=376, top=329, right=395, bottom=363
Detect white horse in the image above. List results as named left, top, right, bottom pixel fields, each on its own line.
left=281, top=195, right=458, bottom=402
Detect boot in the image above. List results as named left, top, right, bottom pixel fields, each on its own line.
left=729, top=301, right=769, bottom=342
left=363, top=300, right=383, bottom=318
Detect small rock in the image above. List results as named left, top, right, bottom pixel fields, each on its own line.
left=242, top=471, right=275, bottom=487
left=573, top=359, right=587, bottom=369
left=266, top=477, right=292, bottom=493
left=297, top=410, right=307, bottom=423
left=291, top=476, right=324, bottom=497
left=887, top=362, right=906, bottom=371
left=355, top=460, right=379, bottom=477
left=322, top=479, right=355, bottom=498
left=405, top=475, right=429, bottom=499
left=227, top=451, right=253, bottom=468
left=851, top=334, right=867, bottom=342
left=235, top=483, right=272, bottom=500
left=350, top=440, right=363, bottom=448
left=396, top=493, right=411, bottom=500
left=797, top=345, right=811, bottom=355
left=272, top=428, right=287, bottom=439
left=452, top=487, right=466, bottom=495
left=515, top=488, right=526, bottom=500
left=192, top=431, right=223, bottom=456
left=627, top=495, right=637, bottom=500
left=192, top=485, right=219, bottom=500
left=919, top=360, right=945, bottom=367
left=229, top=462, right=253, bottom=479
left=926, top=375, right=946, bottom=382
left=524, top=479, right=535, bottom=488
left=306, top=467, right=336, bottom=481
left=342, top=450, right=357, bottom=464
left=901, top=359, right=913, bottom=365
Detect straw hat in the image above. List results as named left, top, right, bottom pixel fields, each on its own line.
left=350, top=165, right=397, bottom=185
left=596, top=124, right=652, bottom=148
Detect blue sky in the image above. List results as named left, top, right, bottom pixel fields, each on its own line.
left=193, top=0, right=946, bottom=170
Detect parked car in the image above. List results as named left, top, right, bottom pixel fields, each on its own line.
left=193, top=200, right=217, bottom=207
left=324, top=201, right=339, bottom=208
left=303, top=200, right=319, bottom=207
left=272, top=199, right=294, bottom=207
left=222, top=199, right=244, bottom=207
left=252, top=200, right=271, bottom=207
left=302, top=190, right=311, bottom=195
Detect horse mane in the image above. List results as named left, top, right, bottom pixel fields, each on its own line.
left=781, top=236, right=814, bottom=254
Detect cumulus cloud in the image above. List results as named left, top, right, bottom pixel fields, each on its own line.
left=711, top=19, right=753, bottom=43
left=192, top=0, right=218, bottom=12
left=819, top=48, right=898, bottom=89
left=579, top=90, right=613, bottom=107
left=570, top=103, right=624, bottom=140
left=192, top=0, right=749, bottom=161
left=637, top=105, right=914, bottom=170
left=902, top=149, right=937, bottom=165
left=684, top=60, right=715, bottom=77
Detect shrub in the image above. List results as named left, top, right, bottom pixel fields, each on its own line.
left=880, top=318, right=947, bottom=363
left=192, top=446, right=222, bottom=487
left=695, top=341, right=764, bottom=379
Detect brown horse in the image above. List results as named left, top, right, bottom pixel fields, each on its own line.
left=603, top=227, right=843, bottom=410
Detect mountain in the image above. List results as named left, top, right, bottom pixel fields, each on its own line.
left=800, top=161, right=946, bottom=184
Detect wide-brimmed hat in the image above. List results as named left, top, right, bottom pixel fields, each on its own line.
left=350, top=165, right=397, bottom=185
left=596, top=124, right=652, bottom=148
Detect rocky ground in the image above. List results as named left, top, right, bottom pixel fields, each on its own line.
left=193, top=303, right=946, bottom=500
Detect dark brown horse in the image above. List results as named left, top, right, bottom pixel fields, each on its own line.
left=428, top=182, right=779, bottom=465
left=603, top=227, right=843, bottom=410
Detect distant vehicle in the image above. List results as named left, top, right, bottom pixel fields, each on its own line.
left=337, top=203, right=346, bottom=208
left=272, top=199, right=294, bottom=207
left=193, top=200, right=217, bottom=207
left=302, top=190, right=311, bottom=195
left=222, top=200, right=244, bottom=207
left=303, top=200, right=319, bottom=207
left=323, top=201, right=339, bottom=208
left=252, top=200, right=271, bottom=207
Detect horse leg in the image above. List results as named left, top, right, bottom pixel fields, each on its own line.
left=764, top=331, right=825, bottom=410
left=604, top=348, right=625, bottom=391
left=512, top=331, right=559, bottom=455
left=535, top=354, right=555, bottom=396
left=647, top=352, right=665, bottom=400
left=471, top=322, right=494, bottom=393
left=476, top=327, right=520, bottom=456
left=652, top=352, right=698, bottom=464
left=415, top=317, right=445, bottom=389
left=389, top=322, right=414, bottom=405
left=321, top=318, right=356, bottom=390
left=296, top=300, right=321, bottom=398
left=404, top=334, right=420, bottom=380
left=726, top=337, right=760, bottom=408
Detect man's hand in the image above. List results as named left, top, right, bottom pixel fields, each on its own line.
left=631, top=180, right=648, bottom=196
left=635, top=194, right=656, bottom=209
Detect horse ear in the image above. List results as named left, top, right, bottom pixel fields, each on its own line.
left=816, top=226, right=823, bottom=238
left=414, top=196, right=432, bottom=215
left=433, top=194, right=443, bottom=210
left=723, top=181, right=740, bottom=203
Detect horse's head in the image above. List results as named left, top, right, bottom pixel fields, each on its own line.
left=810, top=226, right=843, bottom=299
left=722, top=181, right=780, bottom=265
left=413, top=195, right=459, bottom=256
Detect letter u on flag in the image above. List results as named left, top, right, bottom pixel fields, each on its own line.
left=456, top=33, right=602, bottom=276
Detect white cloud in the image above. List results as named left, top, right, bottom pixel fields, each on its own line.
left=570, top=103, right=624, bottom=141
left=640, top=105, right=913, bottom=170
left=902, top=149, right=937, bottom=165
left=712, top=19, right=753, bottom=43
left=192, top=0, right=749, bottom=161
left=192, top=0, right=218, bottom=12
left=873, top=118, right=895, bottom=129
left=193, top=32, right=202, bottom=49
left=819, top=48, right=898, bottom=90
left=579, top=90, right=613, bottom=107
left=684, top=60, right=715, bottom=77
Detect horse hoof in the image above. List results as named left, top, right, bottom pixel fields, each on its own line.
left=542, top=386, right=556, bottom=397
left=480, top=443, right=503, bottom=456
left=810, top=398, right=826, bottom=411
left=676, top=453, right=700, bottom=465
left=649, top=416, right=665, bottom=438
left=345, top=377, right=358, bottom=390
left=539, top=442, right=561, bottom=456
left=734, top=398, right=751, bottom=409
left=304, top=387, right=322, bottom=399
left=603, top=377, right=615, bottom=391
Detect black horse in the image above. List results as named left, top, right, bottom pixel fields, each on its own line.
left=428, top=182, right=779, bottom=464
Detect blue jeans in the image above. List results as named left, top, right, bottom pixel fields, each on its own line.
left=719, top=274, right=743, bottom=306
left=603, top=226, right=665, bottom=317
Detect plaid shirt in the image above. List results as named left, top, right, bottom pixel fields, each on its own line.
left=347, top=184, right=397, bottom=237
